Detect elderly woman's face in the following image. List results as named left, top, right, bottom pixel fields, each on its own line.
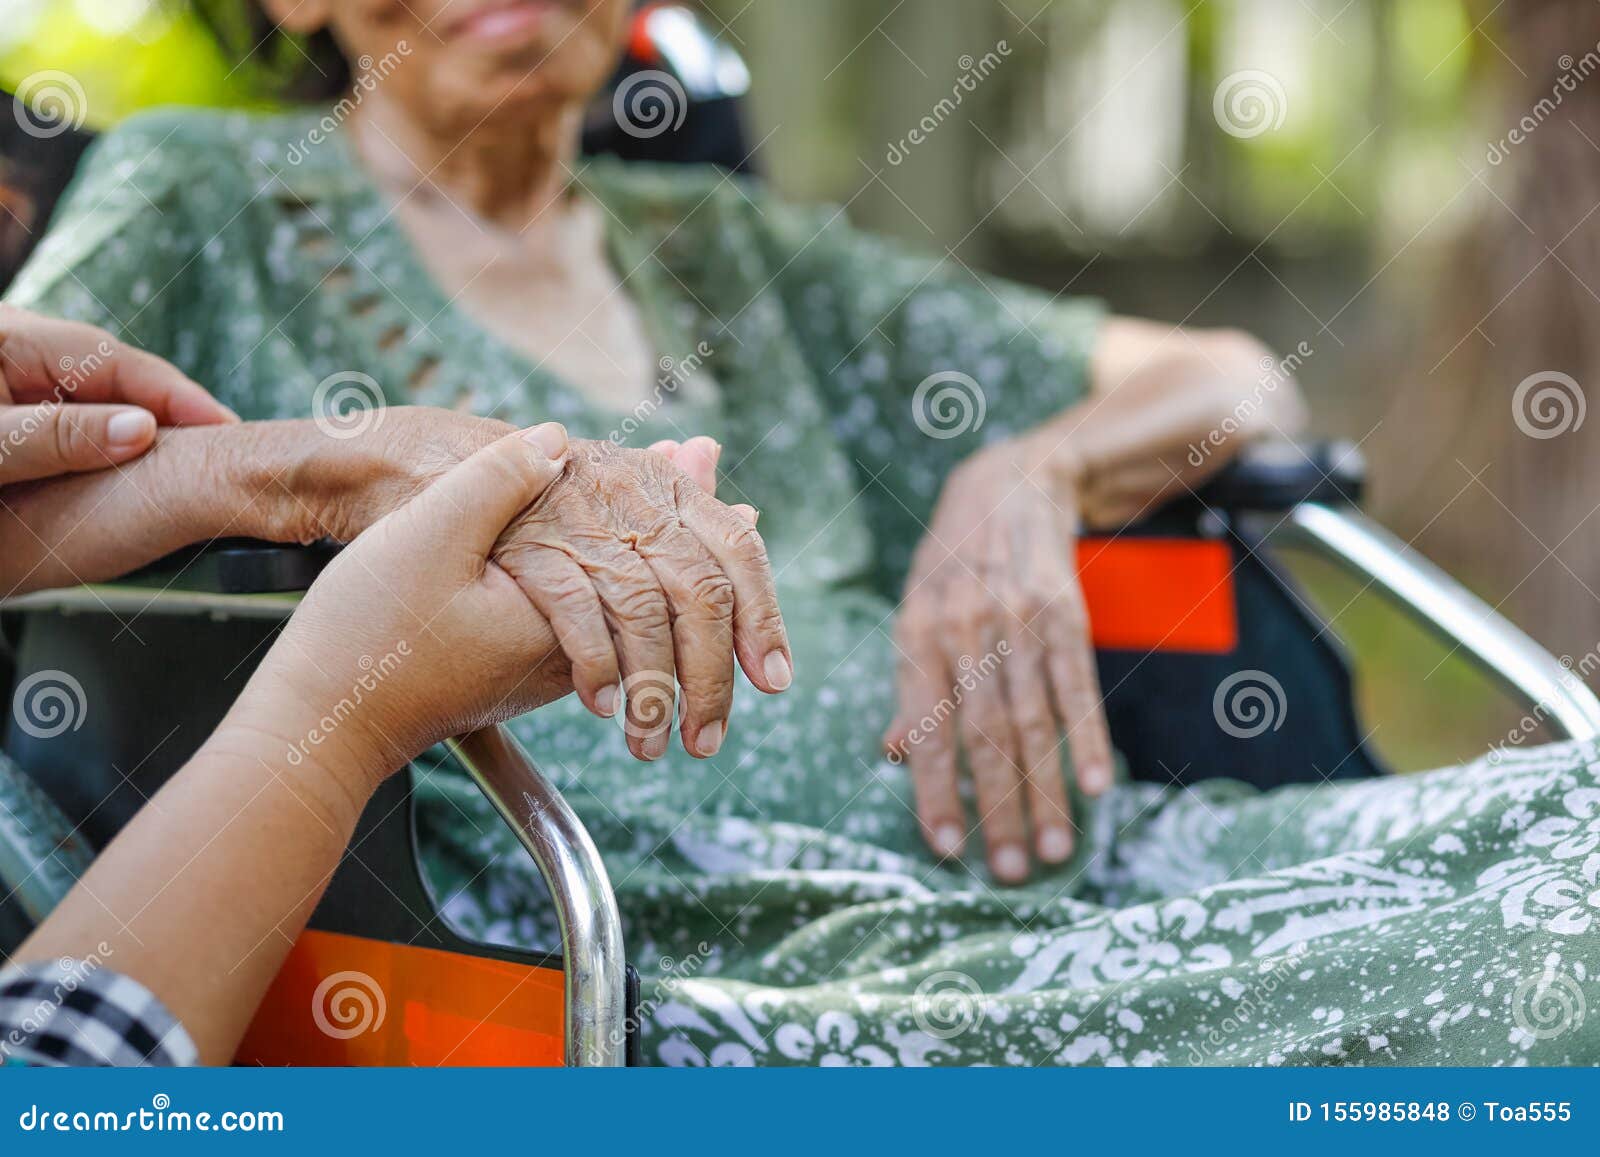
left=265, top=0, right=632, bottom=126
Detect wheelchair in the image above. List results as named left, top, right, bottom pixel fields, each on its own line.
left=4, top=441, right=1597, bottom=1066
left=4, top=5, right=1599, bottom=1069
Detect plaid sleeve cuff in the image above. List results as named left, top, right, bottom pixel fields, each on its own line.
left=0, top=959, right=198, bottom=1067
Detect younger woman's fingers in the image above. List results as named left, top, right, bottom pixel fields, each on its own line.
left=0, top=403, right=156, bottom=485
left=0, top=310, right=236, bottom=426
left=405, top=424, right=569, bottom=560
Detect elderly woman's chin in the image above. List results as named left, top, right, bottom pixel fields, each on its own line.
left=419, top=1, right=625, bottom=117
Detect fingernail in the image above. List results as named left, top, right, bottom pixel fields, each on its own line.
left=696, top=720, right=724, bottom=757
left=105, top=409, right=156, bottom=449
left=1082, top=763, right=1112, bottom=795
left=595, top=685, right=619, bottom=718
left=993, top=845, right=1029, bottom=883
left=763, top=651, right=792, bottom=691
left=711, top=441, right=723, bottom=465
left=1038, top=827, right=1074, bottom=864
left=522, top=422, right=569, bottom=458
left=933, top=823, right=965, bottom=858
left=642, top=730, right=669, bottom=761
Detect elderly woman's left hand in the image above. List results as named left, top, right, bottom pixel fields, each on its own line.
left=885, top=322, right=1307, bottom=884
left=884, top=434, right=1111, bottom=884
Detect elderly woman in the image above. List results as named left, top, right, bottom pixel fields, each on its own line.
left=5, top=0, right=1597, bottom=1067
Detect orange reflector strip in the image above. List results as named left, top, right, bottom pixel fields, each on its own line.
left=1077, top=538, right=1238, bottom=654
left=235, top=929, right=565, bottom=1067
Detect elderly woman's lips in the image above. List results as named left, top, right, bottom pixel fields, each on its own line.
left=452, top=1, right=560, bottom=43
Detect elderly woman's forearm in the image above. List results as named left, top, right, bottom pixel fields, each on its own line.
left=1022, top=317, right=1308, bottom=528
left=0, top=421, right=354, bottom=595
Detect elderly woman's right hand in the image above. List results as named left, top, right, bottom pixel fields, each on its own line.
left=288, top=408, right=790, bottom=760
left=4, top=403, right=789, bottom=759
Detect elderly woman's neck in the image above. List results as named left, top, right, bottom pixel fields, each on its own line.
left=351, top=96, right=584, bottom=230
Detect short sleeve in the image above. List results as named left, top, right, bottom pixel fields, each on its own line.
left=754, top=196, right=1104, bottom=583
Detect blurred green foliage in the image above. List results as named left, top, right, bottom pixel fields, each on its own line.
left=0, top=0, right=260, bottom=124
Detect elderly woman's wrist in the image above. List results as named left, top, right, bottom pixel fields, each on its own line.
left=1013, top=426, right=1089, bottom=509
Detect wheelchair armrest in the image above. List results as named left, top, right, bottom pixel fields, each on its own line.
left=1262, top=503, right=1600, bottom=745
left=1191, top=440, right=1365, bottom=512
left=117, top=538, right=341, bottom=595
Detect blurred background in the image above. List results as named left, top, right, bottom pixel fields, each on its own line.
left=3, top=0, right=1597, bottom=770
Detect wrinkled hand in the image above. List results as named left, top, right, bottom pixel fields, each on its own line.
left=250, top=425, right=579, bottom=786
left=293, top=408, right=788, bottom=760
left=494, top=437, right=787, bottom=762
left=0, top=304, right=235, bottom=485
left=884, top=436, right=1111, bottom=884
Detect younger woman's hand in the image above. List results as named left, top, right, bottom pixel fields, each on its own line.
left=0, top=304, right=236, bottom=485
left=235, top=424, right=578, bottom=794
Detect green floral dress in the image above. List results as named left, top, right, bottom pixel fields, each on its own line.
left=8, top=108, right=1599, bottom=1066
